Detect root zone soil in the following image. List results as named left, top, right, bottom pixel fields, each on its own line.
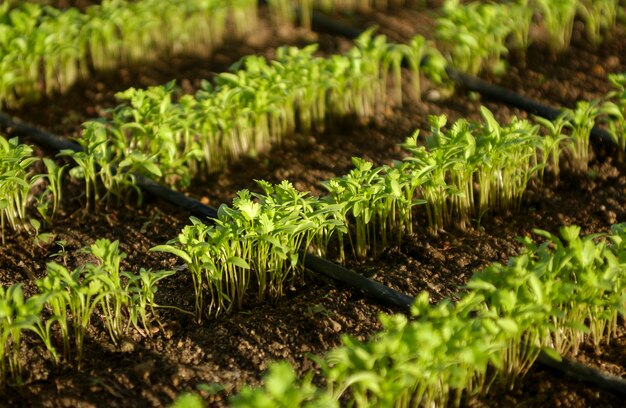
left=1, top=4, right=626, bottom=407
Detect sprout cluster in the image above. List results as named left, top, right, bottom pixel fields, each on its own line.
left=0, top=135, right=64, bottom=243
left=65, top=31, right=441, bottom=192
left=0, top=0, right=257, bottom=108
left=156, top=102, right=613, bottom=319
left=0, top=239, right=175, bottom=385
left=436, top=0, right=621, bottom=75
left=230, top=223, right=626, bottom=407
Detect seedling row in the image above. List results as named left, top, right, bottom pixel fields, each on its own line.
left=2, top=1, right=623, bottom=107
left=2, top=80, right=626, bottom=402
left=229, top=224, right=626, bottom=407
left=1, top=0, right=625, bottom=406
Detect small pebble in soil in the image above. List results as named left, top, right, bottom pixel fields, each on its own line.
left=606, top=55, right=621, bottom=70
left=120, top=338, right=137, bottom=353
left=426, top=89, right=441, bottom=101
left=328, top=318, right=342, bottom=333
left=591, top=65, right=605, bottom=77
left=606, top=211, right=617, bottom=224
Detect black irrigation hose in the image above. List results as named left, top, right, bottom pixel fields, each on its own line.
left=2, top=11, right=624, bottom=396
left=310, top=10, right=364, bottom=39
left=3, top=107, right=626, bottom=398
left=0, top=112, right=218, bottom=220
left=0, top=111, right=80, bottom=152
left=0, top=111, right=406, bottom=309
left=308, top=12, right=616, bottom=146
left=299, top=250, right=414, bottom=310
left=444, top=69, right=615, bottom=144
left=536, top=351, right=626, bottom=397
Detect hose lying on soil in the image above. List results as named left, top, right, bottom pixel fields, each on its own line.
left=307, top=11, right=615, bottom=146
left=443, top=69, right=614, bottom=144
left=2, top=109, right=625, bottom=397
left=0, top=110, right=408, bottom=310
left=0, top=111, right=218, bottom=219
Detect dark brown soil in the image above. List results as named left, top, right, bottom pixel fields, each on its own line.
left=1, top=3, right=625, bottom=407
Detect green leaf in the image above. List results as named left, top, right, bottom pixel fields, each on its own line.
left=265, top=362, right=297, bottom=397
left=141, top=160, right=163, bottom=177
left=540, top=347, right=562, bottom=363
left=227, top=257, right=250, bottom=270
left=30, top=218, right=41, bottom=231
left=560, top=225, right=581, bottom=243
left=150, top=245, right=192, bottom=264
left=465, top=279, right=496, bottom=292
left=343, top=371, right=381, bottom=394
left=36, top=233, right=56, bottom=246
left=528, top=274, right=544, bottom=304
left=170, top=393, right=205, bottom=408
left=496, top=318, right=518, bottom=335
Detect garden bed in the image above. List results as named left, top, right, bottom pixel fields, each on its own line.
left=1, top=2, right=626, bottom=407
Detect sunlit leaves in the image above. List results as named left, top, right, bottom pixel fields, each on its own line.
left=231, top=223, right=626, bottom=406
left=601, top=73, right=626, bottom=160
left=153, top=181, right=338, bottom=320
left=0, top=0, right=258, bottom=108
left=0, top=135, right=64, bottom=243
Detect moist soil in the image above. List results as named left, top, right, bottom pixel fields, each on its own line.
left=1, top=3, right=626, bottom=407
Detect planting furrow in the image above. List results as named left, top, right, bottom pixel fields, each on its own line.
left=301, top=3, right=623, bottom=150
left=4, top=108, right=626, bottom=405
left=1, top=2, right=626, bottom=406
left=226, top=225, right=626, bottom=406
left=0, top=0, right=260, bottom=108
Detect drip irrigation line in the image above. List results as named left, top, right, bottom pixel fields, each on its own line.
left=0, top=111, right=218, bottom=220
left=3, top=109, right=626, bottom=398
left=133, top=174, right=218, bottom=219
left=536, top=350, right=626, bottom=397
left=444, top=69, right=614, bottom=144
left=0, top=110, right=408, bottom=309
left=257, top=0, right=363, bottom=38
left=306, top=12, right=616, bottom=145
left=299, top=250, right=414, bottom=310
left=0, top=111, right=80, bottom=152
left=310, top=10, right=364, bottom=39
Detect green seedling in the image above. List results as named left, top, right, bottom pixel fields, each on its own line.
left=231, top=361, right=337, bottom=408
left=0, top=0, right=258, bottom=108
left=534, top=0, right=577, bottom=53
left=576, top=0, right=619, bottom=46
left=0, top=135, right=43, bottom=243
left=123, top=268, right=179, bottom=337
left=561, top=100, right=602, bottom=173
left=154, top=180, right=341, bottom=320
left=37, top=261, right=109, bottom=367
left=37, top=238, right=179, bottom=365
left=29, top=218, right=55, bottom=250
left=601, top=73, right=626, bottom=160
left=81, top=239, right=129, bottom=345
left=0, top=285, right=58, bottom=386
left=533, top=113, right=569, bottom=180
left=437, top=0, right=513, bottom=75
